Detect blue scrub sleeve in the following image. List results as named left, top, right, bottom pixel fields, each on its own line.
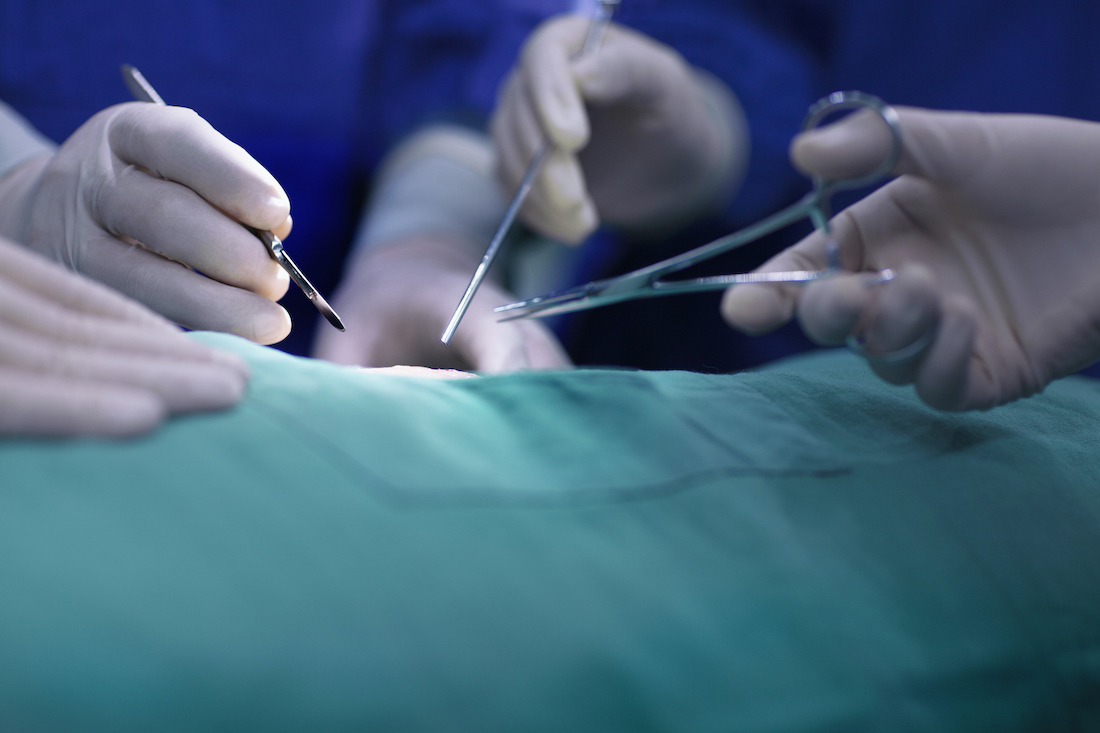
left=370, top=1, right=822, bottom=226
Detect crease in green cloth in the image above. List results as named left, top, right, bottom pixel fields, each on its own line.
left=1, top=335, right=1099, bottom=732
left=1, top=333, right=848, bottom=507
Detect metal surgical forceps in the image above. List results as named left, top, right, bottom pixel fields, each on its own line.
left=441, top=0, right=621, bottom=344
left=494, top=91, right=903, bottom=322
left=120, top=64, right=346, bottom=332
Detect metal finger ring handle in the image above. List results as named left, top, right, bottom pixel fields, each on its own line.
left=802, top=91, right=903, bottom=193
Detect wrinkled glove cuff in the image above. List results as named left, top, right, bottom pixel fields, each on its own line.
left=0, top=101, right=57, bottom=180
left=353, top=125, right=506, bottom=260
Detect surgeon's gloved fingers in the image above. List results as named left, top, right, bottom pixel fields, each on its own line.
left=791, top=106, right=990, bottom=186
left=81, top=234, right=292, bottom=344
left=456, top=315, right=573, bottom=374
left=0, top=237, right=171, bottom=329
left=492, top=77, right=532, bottom=188
left=312, top=270, right=465, bottom=370
left=722, top=209, right=870, bottom=335
left=720, top=240, right=829, bottom=335
left=570, top=28, right=682, bottom=109
left=856, top=265, right=941, bottom=386
left=492, top=80, right=597, bottom=244
left=0, top=323, right=247, bottom=413
left=108, top=103, right=290, bottom=231
left=95, top=166, right=290, bottom=300
left=911, top=296, right=982, bottom=411
left=0, top=370, right=165, bottom=438
left=796, top=273, right=876, bottom=346
left=790, top=108, right=897, bottom=181
left=721, top=277, right=799, bottom=337
left=521, top=15, right=591, bottom=152
left=541, top=149, right=597, bottom=225
left=452, top=324, right=527, bottom=374
left=520, top=151, right=598, bottom=245
left=0, top=273, right=248, bottom=378
left=502, top=72, right=549, bottom=171
left=270, top=214, right=293, bottom=242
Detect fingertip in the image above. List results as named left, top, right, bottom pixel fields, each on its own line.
left=92, top=390, right=167, bottom=437
left=249, top=257, right=290, bottom=303
left=246, top=304, right=292, bottom=345
left=520, top=198, right=593, bottom=245
left=224, top=136, right=290, bottom=230
left=153, top=361, right=248, bottom=415
left=541, top=151, right=589, bottom=212
left=790, top=109, right=895, bottom=180
left=265, top=263, right=291, bottom=302
left=258, top=190, right=291, bottom=231
left=573, top=198, right=599, bottom=245
left=542, top=95, right=590, bottom=152
left=524, top=17, right=590, bottom=152
left=797, top=275, right=873, bottom=346
left=521, top=153, right=595, bottom=243
left=198, top=345, right=251, bottom=382
left=721, top=284, right=793, bottom=336
left=243, top=181, right=290, bottom=231
left=271, top=214, right=293, bottom=241
left=199, top=365, right=249, bottom=412
left=862, top=265, right=940, bottom=354
left=788, top=130, right=824, bottom=177
left=913, top=295, right=980, bottom=411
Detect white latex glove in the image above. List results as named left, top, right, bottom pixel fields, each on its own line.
left=0, top=102, right=293, bottom=344
left=315, top=124, right=571, bottom=374
left=0, top=236, right=248, bottom=437
left=721, top=107, right=1100, bottom=411
left=491, top=14, right=746, bottom=244
left=313, top=236, right=572, bottom=373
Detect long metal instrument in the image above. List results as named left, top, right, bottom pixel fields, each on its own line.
left=493, top=91, right=904, bottom=321
left=121, top=64, right=345, bottom=332
left=440, top=0, right=620, bottom=344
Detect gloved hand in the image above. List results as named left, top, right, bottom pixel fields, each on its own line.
left=491, top=15, right=746, bottom=244
left=313, top=236, right=572, bottom=373
left=0, top=236, right=248, bottom=437
left=721, top=106, right=1100, bottom=410
left=0, top=102, right=293, bottom=344
left=314, top=124, right=571, bottom=374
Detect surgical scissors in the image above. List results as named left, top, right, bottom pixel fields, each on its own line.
left=494, top=91, right=902, bottom=321
left=120, top=64, right=346, bottom=332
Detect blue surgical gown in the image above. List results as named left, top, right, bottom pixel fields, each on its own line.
left=0, top=0, right=568, bottom=353
left=2, top=0, right=1099, bottom=373
left=565, top=0, right=1100, bottom=375
left=0, top=0, right=811, bottom=356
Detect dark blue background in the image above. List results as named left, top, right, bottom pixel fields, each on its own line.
left=2, top=0, right=1098, bottom=375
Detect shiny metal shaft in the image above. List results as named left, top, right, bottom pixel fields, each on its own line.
left=440, top=0, right=620, bottom=344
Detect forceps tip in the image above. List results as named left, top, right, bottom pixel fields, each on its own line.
left=440, top=313, right=462, bottom=345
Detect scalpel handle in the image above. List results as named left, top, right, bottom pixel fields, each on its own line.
left=120, top=64, right=345, bottom=331
left=246, top=227, right=346, bottom=331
